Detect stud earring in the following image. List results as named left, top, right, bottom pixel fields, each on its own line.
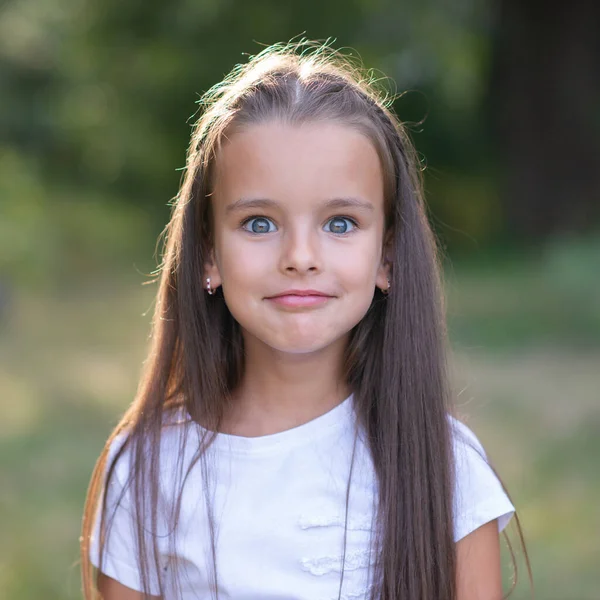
left=206, top=277, right=215, bottom=296
left=381, top=278, right=390, bottom=295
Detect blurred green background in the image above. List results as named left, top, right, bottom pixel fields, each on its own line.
left=1, top=1, right=599, bottom=598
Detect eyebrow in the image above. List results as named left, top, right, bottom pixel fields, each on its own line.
left=225, top=197, right=375, bottom=214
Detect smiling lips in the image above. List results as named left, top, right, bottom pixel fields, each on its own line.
left=265, top=289, right=334, bottom=308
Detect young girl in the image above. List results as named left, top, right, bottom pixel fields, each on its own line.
left=81, top=42, right=526, bottom=600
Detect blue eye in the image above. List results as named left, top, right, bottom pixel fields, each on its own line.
left=324, top=217, right=356, bottom=234
left=242, top=217, right=277, bottom=234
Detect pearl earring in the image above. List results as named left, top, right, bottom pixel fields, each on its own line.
left=206, top=278, right=215, bottom=296
left=381, top=278, right=390, bottom=295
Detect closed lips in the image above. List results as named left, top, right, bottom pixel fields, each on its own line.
left=266, top=290, right=333, bottom=298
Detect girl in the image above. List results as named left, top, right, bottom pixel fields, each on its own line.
left=81, top=42, right=527, bottom=600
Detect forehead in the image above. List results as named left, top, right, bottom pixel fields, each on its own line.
left=212, top=121, right=384, bottom=211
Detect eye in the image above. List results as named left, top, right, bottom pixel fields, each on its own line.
left=242, top=217, right=277, bottom=234
left=323, top=217, right=357, bottom=235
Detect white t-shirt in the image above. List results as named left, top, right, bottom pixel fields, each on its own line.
left=90, top=395, right=514, bottom=599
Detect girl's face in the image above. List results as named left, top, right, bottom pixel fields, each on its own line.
left=207, top=121, right=390, bottom=355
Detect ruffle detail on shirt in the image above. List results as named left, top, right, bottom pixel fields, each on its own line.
left=298, top=513, right=372, bottom=531
left=300, top=548, right=373, bottom=576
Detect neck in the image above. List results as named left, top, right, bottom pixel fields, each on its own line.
left=223, top=333, right=350, bottom=437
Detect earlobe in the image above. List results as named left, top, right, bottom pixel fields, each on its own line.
left=204, top=249, right=222, bottom=293
left=204, top=270, right=222, bottom=295
left=378, top=277, right=390, bottom=295
left=376, top=263, right=391, bottom=294
left=204, top=266, right=222, bottom=290
left=205, top=277, right=216, bottom=295
left=376, top=238, right=393, bottom=293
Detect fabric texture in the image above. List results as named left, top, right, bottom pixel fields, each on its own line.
left=90, top=396, right=514, bottom=599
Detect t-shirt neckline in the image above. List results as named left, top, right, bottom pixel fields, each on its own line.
left=198, top=394, right=354, bottom=455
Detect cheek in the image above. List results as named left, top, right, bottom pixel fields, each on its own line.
left=332, top=240, right=382, bottom=289
left=216, top=234, right=273, bottom=291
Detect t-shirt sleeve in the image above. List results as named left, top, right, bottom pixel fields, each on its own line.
left=450, top=417, right=515, bottom=543
left=89, top=433, right=162, bottom=595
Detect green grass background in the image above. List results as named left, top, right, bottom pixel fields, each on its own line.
left=0, top=236, right=598, bottom=599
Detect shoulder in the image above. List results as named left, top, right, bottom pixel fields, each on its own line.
left=98, top=409, right=201, bottom=546
left=104, top=408, right=198, bottom=490
left=447, top=415, right=515, bottom=542
left=448, top=415, right=490, bottom=466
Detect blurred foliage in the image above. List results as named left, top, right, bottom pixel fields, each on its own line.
left=1, top=0, right=517, bottom=288
left=3, top=0, right=599, bottom=289
left=446, top=235, right=600, bottom=350
left=3, top=0, right=598, bottom=287
left=0, top=148, right=154, bottom=288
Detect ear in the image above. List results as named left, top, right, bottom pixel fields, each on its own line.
left=375, top=236, right=392, bottom=293
left=375, top=260, right=391, bottom=293
left=203, top=247, right=223, bottom=292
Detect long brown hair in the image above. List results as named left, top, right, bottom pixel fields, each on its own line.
left=81, top=41, right=529, bottom=600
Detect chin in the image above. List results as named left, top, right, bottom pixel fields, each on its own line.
left=236, top=312, right=360, bottom=356
left=269, top=340, right=332, bottom=355
left=261, top=328, right=351, bottom=356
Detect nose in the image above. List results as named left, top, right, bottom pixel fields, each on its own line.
left=278, top=223, right=322, bottom=275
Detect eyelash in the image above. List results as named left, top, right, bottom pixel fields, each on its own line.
left=240, top=215, right=359, bottom=235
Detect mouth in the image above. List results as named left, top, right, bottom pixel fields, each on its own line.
left=265, top=289, right=334, bottom=308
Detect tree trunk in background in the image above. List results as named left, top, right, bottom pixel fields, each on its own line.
left=489, top=0, right=600, bottom=239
